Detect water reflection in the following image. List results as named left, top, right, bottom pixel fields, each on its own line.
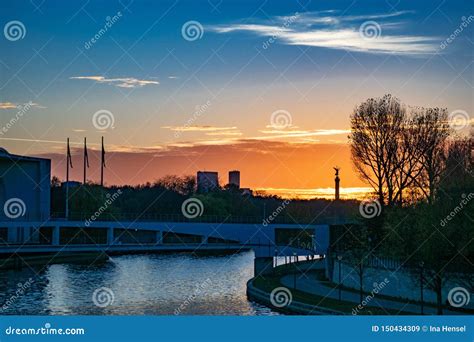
left=0, top=251, right=277, bottom=315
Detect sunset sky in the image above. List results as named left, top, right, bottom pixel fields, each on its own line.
left=1, top=0, right=472, bottom=198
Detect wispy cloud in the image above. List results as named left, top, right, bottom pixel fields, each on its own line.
left=0, top=102, right=17, bottom=109
left=0, top=102, right=45, bottom=109
left=258, top=128, right=350, bottom=139
left=161, top=124, right=349, bottom=144
left=70, top=76, right=159, bottom=88
left=209, top=11, right=438, bottom=55
left=4, top=125, right=349, bottom=156
left=162, top=125, right=238, bottom=132
left=205, top=131, right=243, bottom=136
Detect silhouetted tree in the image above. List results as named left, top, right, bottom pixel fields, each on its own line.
left=350, top=95, right=455, bottom=205
left=408, top=107, right=450, bottom=204
left=154, top=175, right=196, bottom=195
left=349, top=94, right=406, bottom=205
left=383, top=135, right=473, bottom=314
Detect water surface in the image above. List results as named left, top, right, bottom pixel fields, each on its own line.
left=0, top=251, right=277, bottom=315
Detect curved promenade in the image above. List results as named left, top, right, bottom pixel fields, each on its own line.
left=246, top=260, right=469, bottom=315
left=247, top=278, right=344, bottom=315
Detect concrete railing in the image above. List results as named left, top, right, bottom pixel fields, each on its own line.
left=43, top=212, right=354, bottom=225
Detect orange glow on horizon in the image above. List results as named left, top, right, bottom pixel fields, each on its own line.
left=255, top=187, right=373, bottom=200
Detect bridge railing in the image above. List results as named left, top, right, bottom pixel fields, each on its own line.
left=0, top=212, right=354, bottom=225
left=47, top=212, right=352, bottom=225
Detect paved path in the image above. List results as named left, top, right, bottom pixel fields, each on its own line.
left=280, top=273, right=461, bottom=315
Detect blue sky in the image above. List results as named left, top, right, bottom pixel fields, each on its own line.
left=0, top=0, right=472, bottom=189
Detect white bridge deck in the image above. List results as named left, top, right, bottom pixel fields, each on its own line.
left=0, top=220, right=330, bottom=258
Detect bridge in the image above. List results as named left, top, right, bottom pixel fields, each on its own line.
left=0, top=217, right=337, bottom=275
left=0, top=150, right=355, bottom=275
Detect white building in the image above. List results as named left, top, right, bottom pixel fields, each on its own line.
left=0, top=148, right=51, bottom=221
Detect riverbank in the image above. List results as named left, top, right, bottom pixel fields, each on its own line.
left=0, top=251, right=109, bottom=270
left=0, top=247, right=249, bottom=270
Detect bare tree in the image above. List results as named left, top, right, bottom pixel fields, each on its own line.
left=440, top=135, right=474, bottom=193
left=350, top=96, right=455, bottom=205
left=349, top=94, right=406, bottom=205
left=391, top=115, right=423, bottom=204
left=408, top=108, right=450, bottom=203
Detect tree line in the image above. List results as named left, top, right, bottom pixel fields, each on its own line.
left=342, top=94, right=473, bottom=314
left=51, top=174, right=358, bottom=223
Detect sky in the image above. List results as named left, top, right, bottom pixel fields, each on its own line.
left=0, top=0, right=472, bottom=198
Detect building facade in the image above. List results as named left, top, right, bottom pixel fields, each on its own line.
left=0, top=148, right=51, bottom=221
left=228, top=170, right=240, bottom=188
left=197, top=171, right=219, bottom=192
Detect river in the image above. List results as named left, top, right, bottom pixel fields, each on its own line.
left=0, top=251, right=277, bottom=315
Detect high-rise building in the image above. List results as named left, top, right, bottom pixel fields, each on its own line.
left=228, top=170, right=240, bottom=188
left=197, top=171, right=219, bottom=193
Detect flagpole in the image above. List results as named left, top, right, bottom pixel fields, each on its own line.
left=100, top=136, right=104, bottom=186
left=83, top=137, right=87, bottom=185
left=66, top=138, right=70, bottom=220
